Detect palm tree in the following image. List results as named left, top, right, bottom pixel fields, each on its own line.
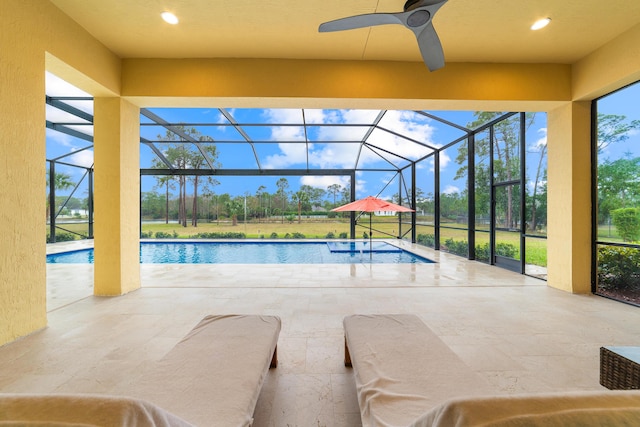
left=188, top=139, right=219, bottom=227
left=46, top=169, right=74, bottom=220
left=225, top=199, right=243, bottom=226
left=292, top=190, right=309, bottom=224
left=327, top=183, right=342, bottom=207
left=276, top=178, right=289, bottom=224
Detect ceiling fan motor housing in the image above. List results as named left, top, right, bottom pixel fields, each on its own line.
left=407, top=10, right=431, bottom=27
left=318, top=0, right=448, bottom=71
left=404, top=0, right=423, bottom=11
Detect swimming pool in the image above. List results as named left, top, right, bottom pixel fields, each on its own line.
left=46, top=241, right=434, bottom=264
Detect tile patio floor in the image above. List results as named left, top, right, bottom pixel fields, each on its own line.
left=1, top=240, right=638, bottom=426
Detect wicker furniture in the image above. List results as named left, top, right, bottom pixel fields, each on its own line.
left=600, top=346, right=640, bottom=390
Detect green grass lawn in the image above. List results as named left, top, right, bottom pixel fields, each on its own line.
left=49, top=216, right=547, bottom=266
left=425, top=222, right=547, bottom=267
left=141, top=215, right=412, bottom=239
left=143, top=219, right=352, bottom=238
left=597, top=223, right=623, bottom=243
left=47, top=222, right=90, bottom=239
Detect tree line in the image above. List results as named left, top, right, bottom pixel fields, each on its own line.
left=49, top=111, right=640, bottom=237
left=141, top=182, right=352, bottom=226
left=596, top=114, right=640, bottom=241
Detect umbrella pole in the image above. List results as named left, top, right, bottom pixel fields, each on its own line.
left=369, top=214, right=372, bottom=260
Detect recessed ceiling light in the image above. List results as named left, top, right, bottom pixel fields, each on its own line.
left=161, top=11, right=179, bottom=25
left=531, top=17, right=551, bottom=30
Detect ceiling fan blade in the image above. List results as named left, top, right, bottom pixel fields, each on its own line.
left=319, top=0, right=448, bottom=71
left=319, top=13, right=403, bottom=32
left=413, top=0, right=448, bottom=8
left=416, top=23, right=445, bottom=71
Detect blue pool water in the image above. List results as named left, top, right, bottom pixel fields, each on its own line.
left=46, top=241, right=434, bottom=264
left=326, top=241, right=402, bottom=253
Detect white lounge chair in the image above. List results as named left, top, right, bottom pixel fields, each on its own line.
left=129, top=314, right=281, bottom=426
left=343, top=314, right=492, bottom=427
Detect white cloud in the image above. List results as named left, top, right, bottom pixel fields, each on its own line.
left=442, top=185, right=460, bottom=195
left=46, top=72, right=94, bottom=146
left=439, top=149, right=452, bottom=169
left=46, top=123, right=94, bottom=170
left=308, top=144, right=362, bottom=169
left=427, top=157, right=435, bottom=173
left=46, top=104, right=78, bottom=124
left=354, top=178, right=366, bottom=195
left=304, top=109, right=338, bottom=124
left=344, top=171, right=365, bottom=197
left=429, top=148, right=451, bottom=172
left=272, top=126, right=306, bottom=141
left=263, top=109, right=304, bottom=124
left=300, top=175, right=349, bottom=190
left=263, top=144, right=308, bottom=169
left=530, top=127, right=547, bottom=150
left=263, top=109, right=358, bottom=169
left=295, top=174, right=369, bottom=201
left=46, top=127, right=75, bottom=148
left=46, top=72, right=91, bottom=98
left=261, top=109, right=310, bottom=168
left=527, top=179, right=547, bottom=195
left=214, top=110, right=231, bottom=132
left=380, top=173, right=396, bottom=185
left=340, top=109, right=381, bottom=123
left=261, top=109, right=438, bottom=170
left=67, top=150, right=94, bottom=168
left=67, top=124, right=94, bottom=137
left=365, top=110, right=435, bottom=163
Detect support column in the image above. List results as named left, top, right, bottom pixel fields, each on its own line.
left=0, top=22, right=46, bottom=345
left=93, top=98, right=140, bottom=296
left=547, top=101, right=592, bottom=293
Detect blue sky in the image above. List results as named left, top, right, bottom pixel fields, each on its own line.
left=137, top=107, right=478, bottom=201
left=595, top=81, right=640, bottom=163
left=52, top=71, right=640, bottom=203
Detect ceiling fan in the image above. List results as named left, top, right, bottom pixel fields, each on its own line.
left=319, top=0, right=448, bottom=72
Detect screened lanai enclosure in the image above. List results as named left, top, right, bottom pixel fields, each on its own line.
left=46, top=73, right=549, bottom=279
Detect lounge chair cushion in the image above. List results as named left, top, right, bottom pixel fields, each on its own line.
left=344, top=314, right=493, bottom=427
left=128, top=314, right=281, bottom=427
left=416, top=391, right=640, bottom=426
left=0, top=393, right=193, bottom=426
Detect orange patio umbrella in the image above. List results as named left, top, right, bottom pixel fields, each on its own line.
left=332, top=196, right=414, bottom=254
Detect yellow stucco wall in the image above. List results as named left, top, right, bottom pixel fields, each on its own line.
left=93, top=98, right=141, bottom=296
left=122, top=59, right=571, bottom=111
left=573, top=23, right=640, bottom=102
left=0, top=1, right=121, bottom=346
left=547, top=102, right=592, bottom=293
